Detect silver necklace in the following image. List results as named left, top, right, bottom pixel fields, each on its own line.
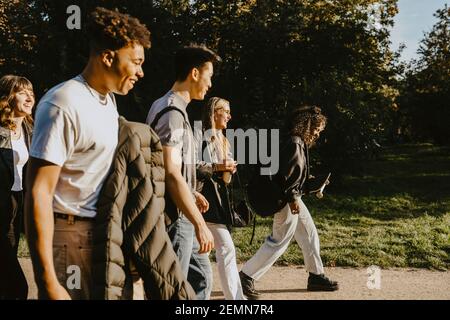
left=79, top=75, right=108, bottom=105
left=11, top=126, right=22, bottom=140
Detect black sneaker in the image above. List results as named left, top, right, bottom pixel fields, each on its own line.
left=239, top=271, right=261, bottom=300
left=307, top=273, right=339, bottom=291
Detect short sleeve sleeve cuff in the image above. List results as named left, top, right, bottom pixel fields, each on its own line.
left=29, top=103, right=75, bottom=167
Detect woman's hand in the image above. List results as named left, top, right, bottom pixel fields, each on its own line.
left=289, top=200, right=301, bottom=215
left=214, top=159, right=237, bottom=173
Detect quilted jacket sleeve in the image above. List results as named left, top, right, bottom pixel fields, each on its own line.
left=94, top=118, right=195, bottom=300
left=121, top=120, right=196, bottom=300
left=93, top=132, right=128, bottom=300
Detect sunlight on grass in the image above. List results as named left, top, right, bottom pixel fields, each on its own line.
left=231, top=144, right=450, bottom=270
left=19, top=144, right=450, bottom=269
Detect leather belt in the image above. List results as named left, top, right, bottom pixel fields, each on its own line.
left=54, top=212, right=94, bottom=225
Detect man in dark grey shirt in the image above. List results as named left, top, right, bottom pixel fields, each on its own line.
left=147, top=91, right=196, bottom=193
left=146, top=45, right=220, bottom=300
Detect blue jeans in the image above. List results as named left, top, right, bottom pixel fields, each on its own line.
left=168, top=215, right=213, bottom=300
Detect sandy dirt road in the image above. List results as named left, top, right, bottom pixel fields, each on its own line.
left=19, top=259, right=449, bottom=300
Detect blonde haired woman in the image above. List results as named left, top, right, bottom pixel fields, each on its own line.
left=196, top=97, right=245, bottom=300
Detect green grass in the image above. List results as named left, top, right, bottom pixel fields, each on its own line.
left=18, top=234, right=29, bottom=258
left=19, top=144, right=450, bottom=269
left=231, top=143, right=450, bottom=270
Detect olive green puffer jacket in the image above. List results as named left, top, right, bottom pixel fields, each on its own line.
left=93, top=117, right=195, bottom=300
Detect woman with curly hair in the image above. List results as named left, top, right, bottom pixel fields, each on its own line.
left=239, top=106, right=339, bottom=299
left=196, top=97, right=245, bottom=300
left=0, top=75, right=35, bottom=299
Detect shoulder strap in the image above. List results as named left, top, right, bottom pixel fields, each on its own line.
left=151, top=106, right=189, bottom=183
left=233, top=170, right=257, bottom=244
left=305, top=144, right=310, bottom=178
left=150, top=106, right=187, bottom=130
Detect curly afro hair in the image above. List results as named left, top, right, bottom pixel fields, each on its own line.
left=289, top=106, right=327, bottom=147
left=87, top=7, right=151, bottom=53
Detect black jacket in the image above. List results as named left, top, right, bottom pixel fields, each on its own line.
left=276, top=135, right=309, bottom=203
left=196, top=139, right=233, bottom=226
left=247, top=135, right=309, bottom=216
left=0, top=122, right=33, bottom=194
left=0, top=122, right=33, bottom=241
left=198, top=173, right=233, bottom=226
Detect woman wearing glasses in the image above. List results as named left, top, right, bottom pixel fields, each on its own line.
left=196, top=97, right=245, bottom=300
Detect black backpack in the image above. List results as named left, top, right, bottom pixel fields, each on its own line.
left=246, top=168, right=286, bottom=217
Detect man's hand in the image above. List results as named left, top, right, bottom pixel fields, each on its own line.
left=163, top=146, right=214, bottom=253
left=194, top=223, right=215, bottom=254
left=289, top=200, right=301, bottom=215
left=43, top=282, right=72, bottom=300
left=25, top=158, right=65, bottom=301
left=194, top=191, right=209, bottom=213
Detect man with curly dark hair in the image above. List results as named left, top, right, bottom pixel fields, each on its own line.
left=240, top=106, right=339, bottom=299
left=25, top=7, right=150, bottom=300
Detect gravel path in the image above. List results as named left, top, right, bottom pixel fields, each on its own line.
left=20, top=259, right=450, bottom=300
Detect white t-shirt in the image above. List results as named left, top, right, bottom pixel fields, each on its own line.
left=11, top=131, right=29, bottom=192
left=30, top=75, right=119, bottom=217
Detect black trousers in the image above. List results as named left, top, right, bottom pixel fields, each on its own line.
left=0, top=191, right=28, bottom=299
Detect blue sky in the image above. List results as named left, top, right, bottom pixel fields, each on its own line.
left=390, top=0, right=449, bottom=62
